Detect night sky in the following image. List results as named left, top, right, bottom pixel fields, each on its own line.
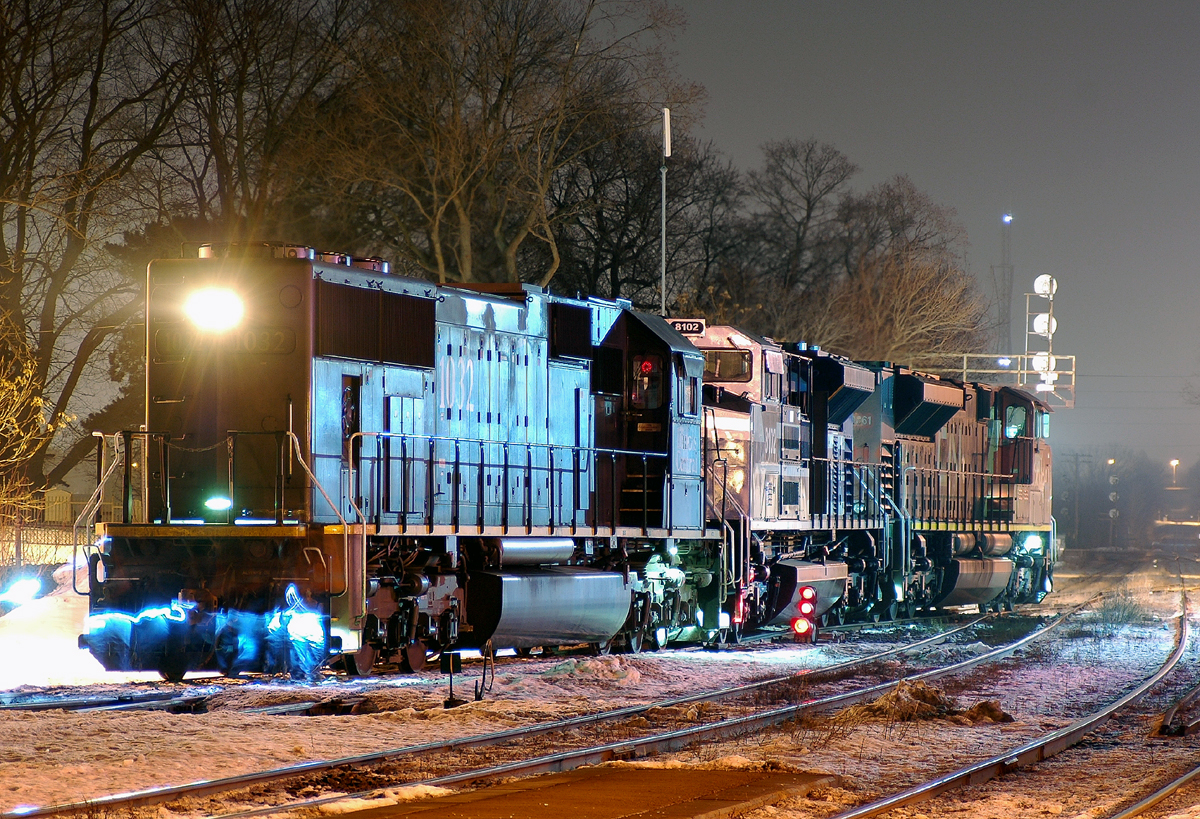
left=673, top=1, right=1200, bottom=471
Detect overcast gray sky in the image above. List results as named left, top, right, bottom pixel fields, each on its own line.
left=672, top=1, right=1200, bottom=471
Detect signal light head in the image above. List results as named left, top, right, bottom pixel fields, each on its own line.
left=790, top=617, right=812, bottom=636
left=800, top=586, right=817, bottom=601
left=799, top=600, right=815, bottom=616
left=184, top=287, right=244, bottom=332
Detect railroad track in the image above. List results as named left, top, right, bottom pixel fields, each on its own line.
left=1, top=613, right=1016, bottom=819
left=202, top=602, right=1090, bottom=819
left=824, top=587, right=1191, bottom=819
left=6, top=602, right=1089, bottom=819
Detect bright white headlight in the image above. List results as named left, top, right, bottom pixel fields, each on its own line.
left=183, top=287, right=244, bottom=331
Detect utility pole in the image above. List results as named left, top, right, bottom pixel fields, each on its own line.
left=1060, top=451, right=1091, bottom=547
left=660, top=106, right=670, bottom=317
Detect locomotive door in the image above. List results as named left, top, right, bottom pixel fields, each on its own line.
left=624, top=352, right=669, bottom=527
left=626, top=352, right=669, bottom=453
left=386, top=395, right=427, bottom=521
left=548, top=365, right=591, bottom=528
left=996, top=395, right=1033, bottom=483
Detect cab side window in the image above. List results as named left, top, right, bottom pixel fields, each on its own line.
left=679, top=374, right=699, bottom=416
left=631, top=354, right=663, bottom=410
left=1004, top=405, right=1027, bottom=439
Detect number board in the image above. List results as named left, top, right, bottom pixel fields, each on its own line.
left=154, top=326, right=297, bottom=358
left=668, top=318, right=706, bottom=336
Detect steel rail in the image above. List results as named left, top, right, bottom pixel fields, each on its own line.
left=0, top=615, right=991, bottom=818
left=1157, top=672, right=1200, bottom=735
left=205, top=601, right=1095, bottom=819
left=828, top=589, right=1191, bottom=819
left=1105, top=761, right=1200, bottom=819
left=0, top=691, right=192, bottom=713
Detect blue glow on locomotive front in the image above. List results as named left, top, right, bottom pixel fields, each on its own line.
left=0, top=577, right=41, bottom=607
left=85, top=584, right=328, bottom=680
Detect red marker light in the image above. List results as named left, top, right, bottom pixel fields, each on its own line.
left=799, top=601, right=815, bottom=616
left=790, top=617, right=812, bottom=636
left=640, top=360, right=655, bottom=374
left=800, top=586, right=816, bottom=601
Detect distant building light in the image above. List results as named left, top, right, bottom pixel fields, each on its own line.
left=997, top=357, right=1012, bottom=367
left=1002, top=213, right=1013, bottom=224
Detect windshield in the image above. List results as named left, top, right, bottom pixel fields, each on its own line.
left=702, top=350, right=753, bottom=382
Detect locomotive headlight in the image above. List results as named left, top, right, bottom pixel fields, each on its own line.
left=184, top=287, right=244, bottom=332
left=1024, top=535, right=1045, bottom=554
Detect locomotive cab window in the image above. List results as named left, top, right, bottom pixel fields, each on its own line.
left=678, top=374, right=699, bottom=416
left=1004, top=405, right=1028, bottom=439
left=702, top=350, right=753, bottom=382
left=631, top=354, right=664, bottom=410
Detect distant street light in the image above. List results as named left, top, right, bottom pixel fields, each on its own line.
left=1171, top=458, right=1180, bottom=485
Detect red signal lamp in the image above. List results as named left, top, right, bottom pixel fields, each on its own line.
left=790, top=617, right=813, bottom=637
left=800, top=586, right=817, bottom=601
left=799, top=600, right=815, bottom=616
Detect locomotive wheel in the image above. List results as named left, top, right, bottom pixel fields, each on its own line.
left=341, top=644, right=378, bottom=677
left=214, top=627, right=244, bottom=678
left=400, top=641, right=429, bottom=673
left=821, top=606, right=845, bottom=627
left=625, top=629, right=644, bottom=654
left=157, top=651, right=188, bottom=683
left=711, top=624, right=740, bottom=649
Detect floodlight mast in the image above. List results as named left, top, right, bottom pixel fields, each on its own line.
left=991, top=214, right=1015, bottom=352
left=1025, top=274, right=1058, bottom=394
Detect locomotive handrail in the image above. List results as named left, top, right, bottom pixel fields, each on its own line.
left=346, top=429, right=673, bottom=534
left=72, top=432, right=125, bottom=596
left=348, top=429, right=668, bottom=460
left=900, top=460, right=1030, bottom=529
left=285, top=431, right=350, bottom=598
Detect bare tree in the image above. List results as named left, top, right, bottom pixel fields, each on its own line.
left=158, top=0, right=360, bottom=243
left=550, top=132, right=742, bottom=308
left=832, top=174, right=968, bottom=277
left=308, top=0, right=696, bottom=285
left=746, top=139, right=857, bottom=297
left=0, top=0, right=190, bottom=488
left=0, top=310, right=65, bottom=514
left=794, top=251, right=991, bottom=366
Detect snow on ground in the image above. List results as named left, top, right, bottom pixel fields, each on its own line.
left=1, top=547, right=1195, bottom=818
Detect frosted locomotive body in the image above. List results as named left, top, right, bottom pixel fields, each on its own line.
left=78, top=244, right=1054, bottom=680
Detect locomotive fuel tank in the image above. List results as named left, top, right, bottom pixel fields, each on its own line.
left=933, top=558, right=1013, bottom=608
left=463, top=567, right=634, bottom=648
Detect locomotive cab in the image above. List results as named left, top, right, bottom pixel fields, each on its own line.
left=591, top=310, right=704, bottom=530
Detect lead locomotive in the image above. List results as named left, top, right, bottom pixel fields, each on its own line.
left=78, top=243, right=1055, bottom=680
